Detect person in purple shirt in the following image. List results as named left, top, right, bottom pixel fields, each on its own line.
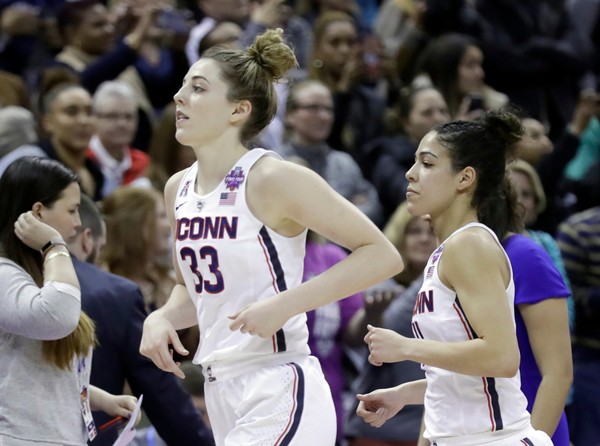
left=502, top=233, right=572, bottom=445
left=304, top=231, right=391, bottom=445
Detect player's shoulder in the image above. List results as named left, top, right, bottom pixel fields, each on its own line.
left=443, top=225, right=503, bottom=268
left=165, top=169, right=190, bottom=195
left=250, top=153, right=321, bottom=192
left=164, top=168, right=194, bottom=211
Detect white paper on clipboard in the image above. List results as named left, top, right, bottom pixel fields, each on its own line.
left=112, top=394, right=144, bottom=446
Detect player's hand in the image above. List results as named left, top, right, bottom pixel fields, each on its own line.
left=140, top=312, right=188, bottom=378
left=228, top=295, right=290, bottom=338
left=365, top=324, right=408, bottom=366
left=356, top=387, right=406, bottom=428
left=14, top=211, right=63, bottom=251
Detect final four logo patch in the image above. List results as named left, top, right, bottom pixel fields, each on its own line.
left=225, top=166, right=245, bottom=191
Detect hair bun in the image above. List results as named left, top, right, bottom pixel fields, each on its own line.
left=478, top=109, right=524, bottom=152
left=247, top=28, right=298, bottom=81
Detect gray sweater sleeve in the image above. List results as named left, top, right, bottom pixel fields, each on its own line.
left=0, top=258, right=81, bottom=340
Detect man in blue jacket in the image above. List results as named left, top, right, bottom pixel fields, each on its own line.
left=68, top=193, right=214, bottom=446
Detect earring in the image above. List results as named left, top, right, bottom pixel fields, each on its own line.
left=313, top=59, right=323, bottom=69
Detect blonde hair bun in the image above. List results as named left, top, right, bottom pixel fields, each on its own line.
left=247, top=28, right=298, bottom=81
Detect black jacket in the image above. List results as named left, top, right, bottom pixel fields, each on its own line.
left=74, top=258, right=214, bottom=446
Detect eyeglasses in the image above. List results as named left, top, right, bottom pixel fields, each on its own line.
left=96, top=112, right=137, bottom=122
left=293, top=104, right=334, bottom=113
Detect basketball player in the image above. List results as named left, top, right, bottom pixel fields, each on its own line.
left=139, top=28, right=403, bottom=446
left=356, top=111, right=553, bottom=445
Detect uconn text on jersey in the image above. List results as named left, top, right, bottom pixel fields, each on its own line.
left=176, top=216, right=239, bottom=240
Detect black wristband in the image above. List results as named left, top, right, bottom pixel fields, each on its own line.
left=41, top=238, right=67, bottom=256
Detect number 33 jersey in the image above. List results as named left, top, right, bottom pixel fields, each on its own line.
left=174, top=149, right=310, bottom=381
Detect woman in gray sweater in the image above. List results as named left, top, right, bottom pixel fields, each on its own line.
left=0, top=157, right=137, bottom=445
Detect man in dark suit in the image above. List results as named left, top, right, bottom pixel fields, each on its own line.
left=68, top=194, right=214, bottom=446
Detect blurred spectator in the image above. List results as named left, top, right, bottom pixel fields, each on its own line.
left=563, top=117, right=600, bottom=183
left=68, top=194, right=214, bottom=446
left=101, top=186, right=173, bottom=313
left=502, top=234, right=572, bottom=445
left=414, top=32, right=508, bottom=119
left=197, top=20, right=242, bottom=57
left=185, top=0, right=250, bottom=64
left=239, top=0, right=313, bottom=71
left=296, top=0, right=371, bottom=35
left=0, top=105, right=46, bottom=176
left=569, top=0, right=600, bottom=89
left=346, top=203, right=436, bottom=445
left=308, top=11, right=386, bottom=166
left=89, top=80, right=149, bottom=197
left=558, top=92, right=600, bottom=218
left=557, top=206, right=600, bottom=444
left=302, top=230, right=370, bottom=446
left=509, top=159, right=574, bottom=322
left=0, top=69, right=30, bottom=108
left=375, top=0, right=485, bottom=86
left=39, top=82, right=104, bottom=200
left=49, top=0, right=170, bottom=150
left=0, top=1, right=41, bottom=76
left=475, top=0, right=594, bottom=139
left=280, top=79, right=384, bottom=225
left=364, top=85, right=449, bottom=219
left=110, top=0, right=193, bottom=150
left=141, top=101, right=196, bottom=193
left=0, top=156, right=137, bottom=445
left=510, top=93, right=600, bottom=234
left=52, top=0, right=156, bottom=92
left=383, top=201, right=436, bottom=289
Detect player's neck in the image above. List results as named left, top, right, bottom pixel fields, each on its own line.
left=193, top=143, right=248, bottom=195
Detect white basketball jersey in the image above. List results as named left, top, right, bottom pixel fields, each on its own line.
left=174, top=149, right=310, bottom=381
left=412, top=222, right=530, bottom=443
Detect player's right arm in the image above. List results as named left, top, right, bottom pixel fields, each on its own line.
left=140, top=170, right=198, bottom=378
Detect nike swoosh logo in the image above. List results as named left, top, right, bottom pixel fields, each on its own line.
left=175, top=202, right=188, bottom=211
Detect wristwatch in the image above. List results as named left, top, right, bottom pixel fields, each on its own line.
left=40, top=238, right=67, bottom=256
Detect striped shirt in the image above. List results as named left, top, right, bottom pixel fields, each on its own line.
left=557, top=206, right=600, bottom=348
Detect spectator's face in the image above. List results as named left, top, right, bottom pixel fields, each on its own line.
left=457, top=45, right=484, bottom=96
left=510, top=169, right=538, bottom=226
left=403, top=216, right=436, bottom=272
left=286, top=83, right=334, bottom=145
left=204, top=21, right=242, bottom=50
left=72, top=4, right=115, bottom=55
left=404, top=89, right=449, bottom=143
left=315, top=20, right=359, bottom=77
left=94, top=96, right=138, bottom=149
left=38, top=182, right=82, bottom=241
left=44, top=87, right=95, bottom=154
left=514, top=118, right=553, bottom=166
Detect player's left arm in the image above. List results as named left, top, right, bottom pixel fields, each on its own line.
left=371, top=231, right=520, bottom=377
left=229, top=158, right=403, bottom=336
